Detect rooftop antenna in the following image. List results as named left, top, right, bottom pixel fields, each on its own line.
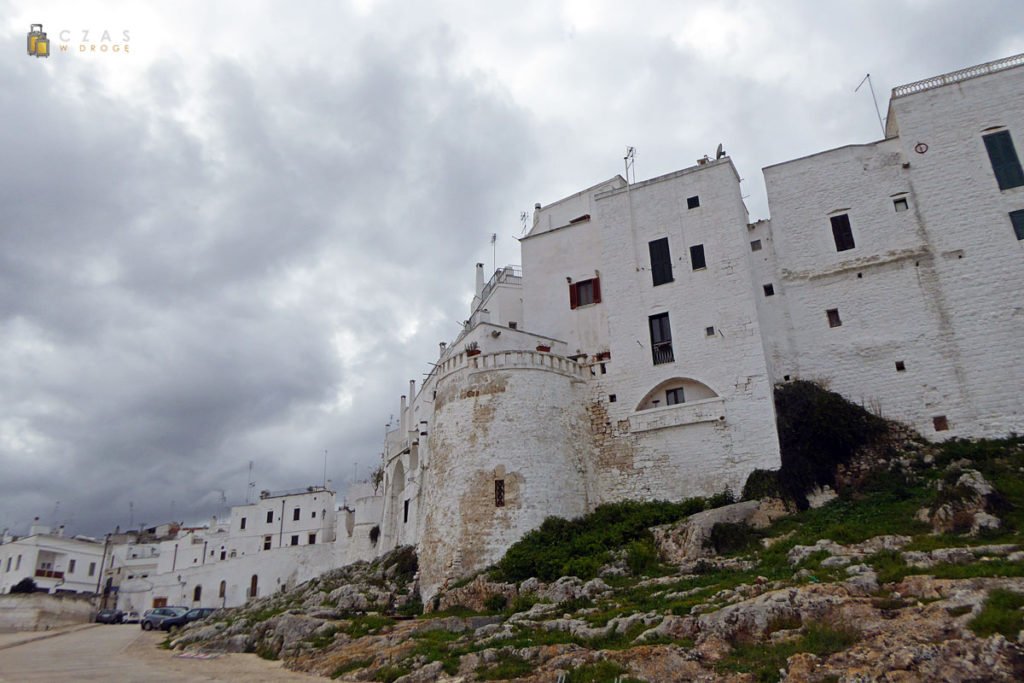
left=323, top=449, right=328, bottom=488
left=246, top=460, right=255, bottom=504
left=129, top=501, right=134, bottom=529
left=490, top=233, right=497, bottom=273
left=855, top=73, right=886, bottom=137
left=624, top=146, right=636, bottom=185
left=716, top=143, right=726, bottom=160
left=519, top=211, right=529, bottom=236
left=51, top=500, right=60, bottom=526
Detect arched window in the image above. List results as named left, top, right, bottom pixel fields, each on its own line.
left=635, top=377, right=718, bottom=411
left=218, top=581, right=226, bottom=599
left=249, top=574, right=258, bottom=598
left=193, top=585, right=202, bottom=602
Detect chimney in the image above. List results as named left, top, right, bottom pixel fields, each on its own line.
left=475, top=263, right=485, bottom=297
left=57, top=524, right=65, bottom=537
left=439, top=341, right=447, bottom=356
left=211, top=516, right=217, bottom=529
left=399, top=395, right=407, bottom=433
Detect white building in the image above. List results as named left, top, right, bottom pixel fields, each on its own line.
left=366, top=53, right=1024, bottom=599
left=0, top=521, right=106, bottom=595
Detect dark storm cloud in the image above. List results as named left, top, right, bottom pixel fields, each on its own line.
left=0, top=22, right=535, bottom=535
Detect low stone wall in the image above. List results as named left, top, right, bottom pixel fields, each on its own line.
left=0, top=593, right=95, bottom=632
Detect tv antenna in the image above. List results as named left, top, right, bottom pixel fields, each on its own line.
left=490, top=233, right=497, bottom=273
left=246, top=460, right=256, bottom=504
left=855, top=73, right=886, bottom=137
left=519, top=211, right=529, bottom=235
left=624, top=146, right=636, bottom=184
left=716, top=143, right=726, bottom=160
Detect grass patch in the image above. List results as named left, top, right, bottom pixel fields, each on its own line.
left=564, top=661, right=644, bottom=683
left=946, top=605, right=973, bottom=617
left=968, top=589, right=1024, bottom=638
left=307, top=626, right=339, bottom=649
left=343, top=615, right=395, bottom=638
left=372, top=665, right=412, bottom=683
left=475, top=653, right=533, bottom=680
left=717, top=622, right=861, bottom=682
left=330, top=658, right=374, bottom=678
left=248, top=607, right=286, bottom=623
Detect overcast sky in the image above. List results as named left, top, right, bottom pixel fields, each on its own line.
left=2, top=1, right=1023, bottom=537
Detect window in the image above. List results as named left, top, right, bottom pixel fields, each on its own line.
left=87, top=561, right=94, bottom=576
left=895, top=361, right=906, bottom=372
left=311, top=510, right=316, bottom=518
left=1010, top=210, right=1024, bottom=240
left=240, top=517, right=246, bottom=530
left=687, top=195, right=700, bottom=209
left=893, top=197, right=909, bottom=212
left=830, top=214, right=855, bottom=251
left=983, top=130, right=1024, bottom=190
left=494, top=480, right=505, bottom=507
left=826, top=308, right=842, bottom=328
left=689, top=244, right=706, bottom=270
left=763, top=284, right=775, bottom=297
left=263, top=536, right=272, bottom=550
left=290, top=535, right=299, bottom=546
left=266, top=510, right=273, bottom=523
left=608, top=394, right=617, bottom=403
left=308, top=533, right=316, bottom=545
left=219, top=581, right=226, bottom=599
left=293, top=508, right=300, bottom=521
left=933, top=415, right=949, bottom=432
left=250, top=575, right=258, bottom=598
left=6, top=557, right=11, bottom=571
left=568, top=277, right=601, bottom=308
left=666, top=387, right=684, bottom=405
left=649, top=313, right=674, bottom=365
left=220, top=549, right=226, bottom=560
left=750, top=239, right=762, bottom=251
left=508, top=321, right=518, bottom=329
left=403, top=499, right=410, bottom=524
left=68, top=559, right=76, bottom=573
left=705, top=326, right=716, bottom=337
left=648, top=238, right=673, bottom=286
left=193, top=585, right=202, bottom=602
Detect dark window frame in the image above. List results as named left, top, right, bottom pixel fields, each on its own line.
left=494, top=480, right=505, bottom=507
left=689, top=244, right=706, bottom=270
left=648, top=237, right=674, bottom=286
left=1010, top=209, right=1024, bottom=240
left=649, top=313, right=674, bottom=365
left=827, top=308, right=842, bottom=328
left=665, top=387, right=684, bottom=405
left=830, top=214, right=856, bottom=252
left=983, top=130, right=1024, bottom=190
left=568, top=277, right=602, bottom=309
left=292, top=507, right=300, bottom=521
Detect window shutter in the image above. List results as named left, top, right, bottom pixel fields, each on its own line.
left=984, top=131, right=1024, bottom=190
left=592, top=277, right=601, bottom=303
left=569, top=282, right=578, bottom=309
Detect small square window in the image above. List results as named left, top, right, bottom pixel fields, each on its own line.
left=290, top=535, right=299, bottom=546
left=893, top=197, right=909, bottom=212
left=827, top=309, right=842, bottom=328
left=690, top=244, right=706, bottom=270
left=750, top=240, right=762, bottom=251
left=266, top=511, right=273, bottom=523
left=263, top=536, right=272, bottom=550
left=763, top=284, right=774, bottom=296
left=308, top=533, right=316, bottom=544
left=494, top=480, right=505, bottom=507
left=665, top=387, right=684, bottom=405
left=783, top=375, right=791, bottom=381
left=687, top=195, right=700, bottom=209
left=508, top=321, right=518, bottom=329
left=933, top=415, right=949, bottom=432
left=895, top=361, right=906, bottom=372
left=705, top=326, right=715, bottom=337
left=608, top=394, right=617, bottom=403
left=293, top=508, right=300, bottom=521
left=1010, top=210, right=1024, bottom=241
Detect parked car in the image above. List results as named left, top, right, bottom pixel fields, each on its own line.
left=95, top=609, right=124, bottom=624
left=123, top=610, right=141, bottom=623
left=140, top=606, right=188, bottom=630
left=160, top=607, right=218, bottom=631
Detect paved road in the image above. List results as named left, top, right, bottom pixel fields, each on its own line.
left=0, top=624, right=315, bottom=681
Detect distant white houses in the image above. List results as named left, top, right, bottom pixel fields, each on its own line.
left=0, top=520, right=106, bottom=595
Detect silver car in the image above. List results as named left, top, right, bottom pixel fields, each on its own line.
left=140, top=606, right=188, bottom=630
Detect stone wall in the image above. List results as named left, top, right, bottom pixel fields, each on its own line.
left=0, top=593, right=94, bottom=631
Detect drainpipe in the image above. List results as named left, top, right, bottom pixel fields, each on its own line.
left=278, top=500, right=285, bottom=547
left=94, top=534, right=110, bottom=604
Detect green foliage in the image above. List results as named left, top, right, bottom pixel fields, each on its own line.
left=717, top=622, right=861, bottom=682
left=626, top=538, right=659, bottom=576
left=765, top=613, right=802, bottom=634
left=705, top=522, right=765, bottom=556
left=483, top=594, right=508, bottom=612
left=495, top=498, right=707, bottom=582
left=382, top=546, right=418, bottom=585
left=254, top=644, right=279, bottom=660
left=475, top=653, right=533, bottom=680
left=10, top=578, right=37, bottom=594
left=343, top=615, right=395, bottom=639
left=743, top=469, right=784, bottom=502
left=946, top=605, right=973, bottom=617
left=331, top=659, right=374, bottom=678
left=508, top=593, right=539, bottom=614
left=248, top=607, right=285, bottom=623
left=307, top=626, right=339, bottom=650
left=397, top=596, right=424, bottom=617
left=969, top=589, right=1024, bottom=638
left=866, top=549, right=908, bottom=584
left=708, top=489, right=737, bottom=508
left=373, top=665, right=412, bottom=683
left=564, top=661, right=645, bottom=683
left=774, top=380, right=888, bottom=509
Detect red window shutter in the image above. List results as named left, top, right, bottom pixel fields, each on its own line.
left=592, top=277, right=601, bottom=303
left=569, top=282, right=578, bottom=309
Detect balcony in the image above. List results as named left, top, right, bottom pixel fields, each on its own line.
left=35, top=569, right=64, bottom=580
left=651, top=342, right=674, bottom=365
left=628, top=397, right=726, bottom=433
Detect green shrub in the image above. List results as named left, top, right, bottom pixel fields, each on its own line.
left=743, top=469, right=784, bottom=502
left=774, top=380, right=888, bottom=509
left=705, top=522, right=765, bottom=556
left=344, top=615, right=395, bottom=639
left=398, top=596, right=424, bottom=617
left=564, top=661, right=644, bottom=683
left=331, top=659, right=374, bottom=678
left=483, top=594, right=508, bottom=612
left=495, top=499, right=706, bottom=582
left=626, top=537, right=659, bottom=576
left=508, top=593, right=539, bottom=614
left=475, top=653, right=533, bottom=680
left=373, top=665, right=411, bottom=683
left=968, top=589, right=1024, bottom=637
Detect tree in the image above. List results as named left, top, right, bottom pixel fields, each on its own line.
left=10, top=577, right=38, bottom=593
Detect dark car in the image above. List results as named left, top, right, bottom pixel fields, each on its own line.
left=160, top=607, right=218, bottom=631
left=95, top=609, right=124, bottom=624
left=140, top=606, right=188, bottom=630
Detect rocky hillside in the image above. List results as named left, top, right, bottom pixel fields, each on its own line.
left=169, top=383, right=1024, bottom=681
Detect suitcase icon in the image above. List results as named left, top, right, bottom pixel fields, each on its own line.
left=28, top=24, right=50, bottom=58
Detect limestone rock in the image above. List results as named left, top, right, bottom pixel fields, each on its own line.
left=651, top=500, right=762, bottom=563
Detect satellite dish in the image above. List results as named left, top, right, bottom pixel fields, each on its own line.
left=716, top=143, right=725, bottom=160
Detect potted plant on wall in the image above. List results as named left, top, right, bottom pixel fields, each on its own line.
left=536, top=342, right=551, bottom=353
left=466, top=341, right=481, bottom=357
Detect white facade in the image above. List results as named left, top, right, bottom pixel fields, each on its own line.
left=0, top=526, right=106, bottom=595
